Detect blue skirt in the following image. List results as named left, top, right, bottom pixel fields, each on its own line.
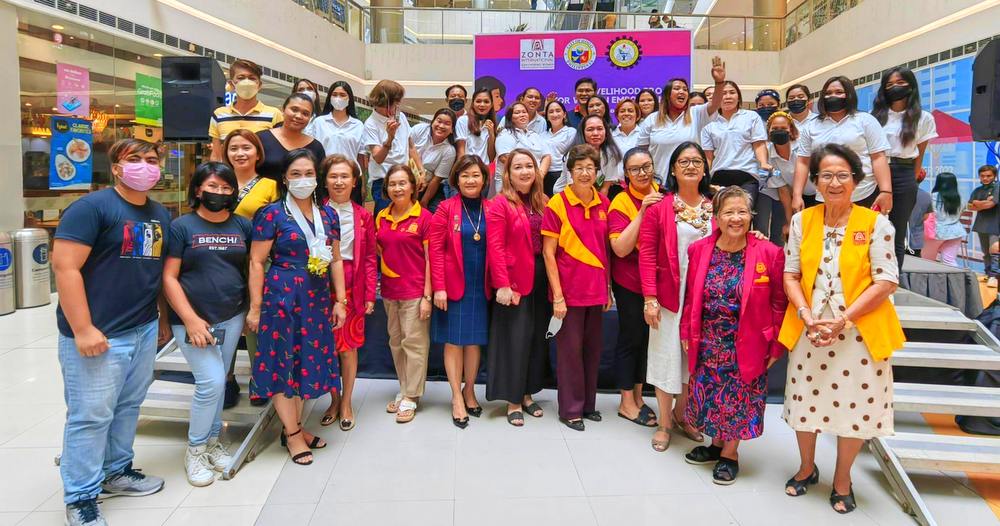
left=432, top=217, right=489, bottom=345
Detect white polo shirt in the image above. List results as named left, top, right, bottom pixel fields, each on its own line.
left=551, top=148, right=622, bottom=194
left=796, top=112, right=890, bottom=202
left=764, top=141, right=816, bottom=200
left=495, top=128, right=551, bottom=175
left=612, top=126, right=642, bottom=182
left=700, top=108, right=768, bottom=176
left=635, top=103, right=713, bottom=181
left=882, top=109, right=937, bottom=159
left=305, top=113, right=365, bottom=165
left=411, top=123, right=457, bottom=181
left=543, top=126, right=577, bottom=173
left=363, top=111, right=412, bottom=182
left=498, top=113, right=548, bottom=135
left=454, top=115, right=492, bottom=164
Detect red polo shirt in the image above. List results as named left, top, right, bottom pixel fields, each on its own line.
left=608, top=183, right=658, bottom=294
left=376, top=202, right=431, bottom=301
left=541, top=186, right=610, bottom=307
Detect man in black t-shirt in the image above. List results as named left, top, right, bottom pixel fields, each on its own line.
left=970, top=165, right=999, bottom=279
left=54, top=139, right=170, bottom=526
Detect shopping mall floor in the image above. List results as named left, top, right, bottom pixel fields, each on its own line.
left=0, top=301, right=997, bottom=526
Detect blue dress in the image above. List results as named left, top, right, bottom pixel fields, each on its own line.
left=251, top=202, right=342, bottom=400
left=432, top=197, right=490, bottom=345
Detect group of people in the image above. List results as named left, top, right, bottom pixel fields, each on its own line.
left=54, top=55, right=982, bottom=526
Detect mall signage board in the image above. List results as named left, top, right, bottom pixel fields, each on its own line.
left=135, top=73, right=163, bottom=127
left=49, top=116, right=93, bottom=190
left=56, top=63, right=90, bottom=117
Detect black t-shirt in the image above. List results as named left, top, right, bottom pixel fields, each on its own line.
left=256, top=129, right=326, bottom=181
left=971, top=183, right=1000, bottom=235
left=55, top=188, right=171, bottom=338
left=166, top=212, right=253, bottom=325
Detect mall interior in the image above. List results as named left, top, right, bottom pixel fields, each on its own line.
left=1, top=0, right=1000, bottom=525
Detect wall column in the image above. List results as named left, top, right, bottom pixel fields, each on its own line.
left=371, top=0, right=404, bottom=43
left=752, top=0, right=785, bottom=51
left=0, top=2, right=24, bottom=231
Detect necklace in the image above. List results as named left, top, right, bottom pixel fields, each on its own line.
left=673, top=195, right=713, bottom=236
left=463, top=200, right=483, bottom=242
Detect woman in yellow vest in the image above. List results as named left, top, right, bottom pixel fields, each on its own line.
left=778, top=143, right=904, bottom=515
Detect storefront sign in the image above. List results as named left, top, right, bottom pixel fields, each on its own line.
left=56, top=63, right=90, bottom=117
left=49, top=116, right=93, bottom=190
left=134, top=73, right=163, bottom=127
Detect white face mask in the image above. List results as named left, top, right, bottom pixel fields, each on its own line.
left=234, top=79, right=259, bottom=100
left=330, top=96, right=349, bottom=111
left=300, top=90, right=317, bottom=101
left=287, top=178, right=317, bottom=199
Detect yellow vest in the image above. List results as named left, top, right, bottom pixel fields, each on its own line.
left=778, top=205, right=905, bottom=360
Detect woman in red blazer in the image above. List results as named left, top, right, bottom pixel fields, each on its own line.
left=485, top=148, right=551, bottom=427
left=430, top=155, right=493, bottom=428
left=318, top=154, right=377, bottom=432
left=678, top=185, right=787, bottom=485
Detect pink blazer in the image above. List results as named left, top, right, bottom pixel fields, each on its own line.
left=347, top=202, right=377, bottom=313
left=485, top=195, right=538, bottom=295
left=679, top=232, right=788, bottom=383
left=638, top=194, right=715, bottom=312
left=429, top=195, right=493, bottom=300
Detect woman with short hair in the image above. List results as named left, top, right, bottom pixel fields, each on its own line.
left=364, top=80, right=424, bottom=214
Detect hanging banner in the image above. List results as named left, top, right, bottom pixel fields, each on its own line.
left=134, top=73, right=163, bottom=127
left=56, top=63, right=90, bottom=117
left=474, top=29, right=691, bottom=118
left=49, top=116, right=93, bottom=190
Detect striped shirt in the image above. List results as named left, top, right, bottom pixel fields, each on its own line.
left=208, top=101, right=283, bottom=140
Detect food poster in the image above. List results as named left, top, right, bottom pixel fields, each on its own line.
left=49, top=116, right=93, bottom=190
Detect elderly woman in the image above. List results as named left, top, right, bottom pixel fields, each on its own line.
left=779, top=143, right=904, bottom=514
left=679, top=186, right=787, bottom=485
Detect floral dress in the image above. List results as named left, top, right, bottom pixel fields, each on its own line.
left=686, top=247, right=767, bottom=441
left=251, top=202, right=342, bottom=400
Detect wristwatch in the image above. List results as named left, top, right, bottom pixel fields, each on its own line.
left=796, top=306, right=809, bottom=320
left=644, top=299, right=660, bottom=310
left=422, top=295, right=432, bottom=302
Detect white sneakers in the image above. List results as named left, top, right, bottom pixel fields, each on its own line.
left=205, top=438, right=233, bottom=472
left=185, top=439, right=234, bottom=487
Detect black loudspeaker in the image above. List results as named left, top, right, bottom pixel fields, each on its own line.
left=161, top=57, right=226, bottom=141
left=971, top=40, right=1000, bottom=141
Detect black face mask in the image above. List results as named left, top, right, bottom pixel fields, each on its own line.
left=885, top=85, right=912, bottom=103
left=756, top=107, right=777, bottom=121
left=769, top=130, right=790, bottom=145
left=787, top=99, right=808, bottom=114
left=448, top=99, right=465, bottom=112
left=823, top=96, right=848, bottom=113
left=200, top=191, right=235, bottom=212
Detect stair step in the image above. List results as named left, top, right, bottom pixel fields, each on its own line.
left=893, top=382, right=1000, bottom=417
left=893, top=342, right=1000, bottom=370
left=140, top=380, right=267, bottom=425
left=883, top=432, right=1000, bottom=474
left=154, top=351, right=253, bottom=376
left=895, top=306, right=977, bottom=331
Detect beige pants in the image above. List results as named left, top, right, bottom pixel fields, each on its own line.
left=384, top=298, right=430, bottom=399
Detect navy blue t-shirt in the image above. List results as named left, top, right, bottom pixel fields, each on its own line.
left=55, top=188, right=171, bottom=338
left=166, top=212, right=252, bottom=325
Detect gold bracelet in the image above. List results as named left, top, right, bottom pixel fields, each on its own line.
left=553, top=297, right=566, bottom=305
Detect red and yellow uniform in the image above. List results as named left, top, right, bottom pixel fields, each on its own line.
left=541, top=186, right=611, bottom=306
left=608, top=183, right=658, bottom=294
left=376, top=202, right=432, bottom=301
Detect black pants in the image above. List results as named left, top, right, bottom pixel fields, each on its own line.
left=711, top=170, right=758, bottom=205
left=544, top=170, right=561, bottom=197
left=611, top=282, right=649, bottom=390
left=888, top=162, right=918, bottom=271
left=978, top=232, right=999, bottom=276
left=754, top=193, right=786, bottom=246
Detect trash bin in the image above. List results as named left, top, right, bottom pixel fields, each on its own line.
left=0, top=232, right=14, bottom=315
left=12, top=229, right=50, bottom=309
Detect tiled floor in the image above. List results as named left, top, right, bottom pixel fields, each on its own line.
left=1, top=301, right=997, bottom=526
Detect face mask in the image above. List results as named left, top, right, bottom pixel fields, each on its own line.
left=769, top=129, right=791, bottom=145
left=287, top=178, right=317, bottom=199
left=200, top=191, right=235, bottom=212
left=787, top=100, right=808, bottom=114
left=448, top=99, right=466, bottom=112
left=234, top=79, right=259, bottom=100
left=330, top=96, right=349, bottom=111
left=300, top=90, right=317, bottom=101
left=823, top=96, right=847, bottom=113
left=756, top=107, right=777, bottom=121
left=885, top=85, right=912, bottom=103
left=118, top=162, right=161, bottom=191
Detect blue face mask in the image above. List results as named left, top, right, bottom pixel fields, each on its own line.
left=756, top=107, right=777, bottom=121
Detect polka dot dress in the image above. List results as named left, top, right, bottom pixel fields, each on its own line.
left=782, top=212, right=897, bottom=439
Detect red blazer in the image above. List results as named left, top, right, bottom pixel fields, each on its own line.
left=638, top=194, right=714, bottom=312
left=346, top=202, right=377, bottom=313
left=429, top=195, right=493, bottom=300
left=485, top=194, right=538, bottom=295
left=679, top=232, right=788, bottom=383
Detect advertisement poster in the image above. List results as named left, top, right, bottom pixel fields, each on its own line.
left=134, top=73, right=163, bottom=127
left=56, top=63, right=90, bottom=117
left=474, top=30, right=691, bottom=117
left=49, top=116, right=93, bottom=190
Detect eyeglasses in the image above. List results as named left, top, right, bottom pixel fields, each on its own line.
left=571, top=166, right=597, bottom=175
left=675, top=158, right=704, bottom=168
left=203, top=182, right=234, bottom=193
left=625, top=163, right=655, bottom=176
left=719, top=209, right=751, bottom=219
left=817, top=171, right=854, bottom=183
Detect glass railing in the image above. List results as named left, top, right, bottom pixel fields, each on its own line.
left=291, top=0, right=861, bottom=51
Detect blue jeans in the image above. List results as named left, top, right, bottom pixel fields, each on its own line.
left=172, top=312, right=246, bottom=446
left=58, top=319, right=158, bottom=504
left=371, top=178, right=390, bottom=217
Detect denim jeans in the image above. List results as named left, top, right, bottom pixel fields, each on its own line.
left=371, top=178, right=390, bottom=217
left=58, top=318, right=158, bottom=504
left=172, top=312, right=246, bottom=446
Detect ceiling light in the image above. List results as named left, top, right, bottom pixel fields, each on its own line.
left=51, top=24, right=64, bottom=30
left=153, top=53, right=163, bottom=57
left=24, top=102, right=32, bottom=107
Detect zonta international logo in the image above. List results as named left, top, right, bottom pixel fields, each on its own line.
left=520, top=38, right=555, bottom=70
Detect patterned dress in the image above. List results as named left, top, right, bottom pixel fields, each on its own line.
left=432, top=197, right=489, bottom=345
left=686, top=247, right=767, bottom=441
left=251, top=202, right=342, bottom=400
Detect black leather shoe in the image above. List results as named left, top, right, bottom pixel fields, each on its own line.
left=560, top=418, right=585, bottom=431
left=223, top=379, right=240, bottom=409
left=583, top=411, right=602, bottom=422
